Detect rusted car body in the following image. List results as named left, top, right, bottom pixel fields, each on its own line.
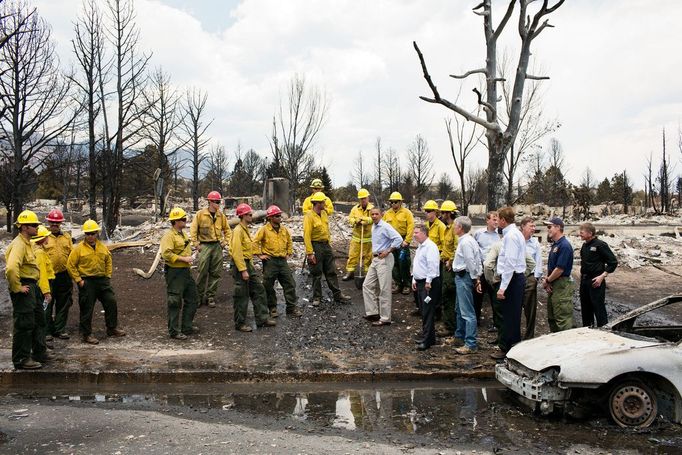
left=496, top=295, right=682, bottom=428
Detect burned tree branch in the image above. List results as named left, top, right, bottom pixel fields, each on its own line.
left=450, top=68, right=485, bottom=79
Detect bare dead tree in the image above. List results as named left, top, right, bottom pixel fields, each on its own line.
left=658, top=128, right=674, bottom=213
left=72, top=0, right=106, bottom=220
left=181, top=86, right=212, bottom=211
left=269, top=74, right=328, bottom=209
left=465, top=166, right=487, bottom=208
left=414, top=0, right=565, bottom=210
left=645, top=151, right=658, bottom=214
left=445, top=115, right=482, bottom=215
left=373, top=136, right=383, bottom=200
left=99, top=0, right=151, bottom=234
left=203, top=143, right=228, bottom=196
left=142, top=67, right=188, bottom=216
left=383, top=147, right=401, bottom=194
left=0, top=2, right=79, bottom=231
left=406, top=134, right=434, bottom=209
left=351, top=151, right=367, bottom=190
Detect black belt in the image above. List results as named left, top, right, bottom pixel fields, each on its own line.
left=200, top=241, right=218, bottom=244
left=20, top=278, right=37, bottom=284
left=455, top=269, right=468, bottom=277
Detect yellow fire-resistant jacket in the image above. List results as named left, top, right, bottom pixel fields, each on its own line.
left=441, top=223, right=460, bottom=263
left=66, top=240, right=112, bottom=282
left=35, top=247, right=55, bottom=295
left=301, top=195, right=334, bottom=215
left=160, top=228, right=191, bottom=268
left=189, top=208, right=232, bottom=249
left=230, top=223, right=254, bottom=272
left=253, top=223, right=293, bottom=258
left=348, top=203, right=373, bottom=243
left=43, top=231, right=73, bottom=273
left=426, top=218, right=446, bottom=253
left=303, top=210, right=330, bottom=254
left=4, top=234, right=40, bottom=293
left=382, top=207, right=415, bottom=244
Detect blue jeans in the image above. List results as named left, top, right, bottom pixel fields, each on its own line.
left=455, top=273, right=477, bottom=349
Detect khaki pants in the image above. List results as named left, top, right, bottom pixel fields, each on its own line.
left=362, top=254, right=394, bottom=322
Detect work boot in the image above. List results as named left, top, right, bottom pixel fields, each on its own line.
left=57, top=332, right=70, bottom=340
left=83, top=335, right=99, bottom=345
left=257, top=318, right=277, bottom=327
left=391, top=283, right=400, bottom=294
left=207, top=297, right=216, bottom=308
left=45, top=335, right=53, bottom=342
left=46, top=341, right=54, bottom=350
left=37, top=352, right=56, bottom=362
left=410, top=309, right=421, bottom=317
left=455, top=346, right=477, bottom=355
left=269, top=308, right=279, bottom=318
left=334, top=293, right=352, bottom=304
left=236, top=324, right=253, bottom=333
left=16, top=359, right=42, bottom=370
left=286, top=307, right=303, bottom=317
left=401, top=287, right=412, bottom=295
left=170, top=333, right=188, bottom=340
left=489, top=348, right=506, bottom=361
left=183, top=326, right=200, bottom=335
left=341, top=271, right=354, bottom=281
left=436, top=327, right=452, bottom=338
left=311, top=298, right=321, bottom=307
left=107, top=328, right=126, bottom=337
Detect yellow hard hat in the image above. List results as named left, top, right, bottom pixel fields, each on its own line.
left=31, top=225, right=50, bottom=243
left=440, top=200, right=458, bottom=212
left=168, top=207, right=187, bottom=221
left=310, top=178, right=324, bottom=189
left=389, top=191, right=403, bottom=202
left=16, top=210, right=39, bottom=225
left=423, top=200, right=439, bottom=211
left=357, top=188, right=370, bottom=199
left=82, top=219, right=101, bottom=233
left=310, top=191, right=327, bottom=202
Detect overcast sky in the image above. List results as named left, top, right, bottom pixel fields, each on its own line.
left=34, top=0, right=682, bottom=190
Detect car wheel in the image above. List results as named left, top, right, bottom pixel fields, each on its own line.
left=608, top=379, right=658, bottom=428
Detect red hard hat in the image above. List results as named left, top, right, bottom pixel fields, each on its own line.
left=207, top=191, right=222, bottom=201
left=235, top=203, right=253, bottom=217
left=46, top=208, right=65, bottom=223
left=266, top=205, right=282, bottom=217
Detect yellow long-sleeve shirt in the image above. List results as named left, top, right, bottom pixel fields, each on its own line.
left=301, top=195, right=334, bottom=215
left=382, top=207, right=415, bottom=244
left=426, top=218, right=446, bottom=253
left=160, top=228, right=191, bottom=268
left=35, top=247, right=55, bottom=295
left=43, top=231, right=73, bottom=273
left=189, top=208, right=232, bottom=249
left=66, top=240, right=112, bottom=282
left=4, top=234, right=40, bottom=293
left=348, top=203, right=373, bottom=242
left=441, top=223, right=460, bottom=262
left=230, top=223, right=254, bottom=272
left=253, top=223, right=293, bottom=258
left=303, top=210, right=330, bottom=255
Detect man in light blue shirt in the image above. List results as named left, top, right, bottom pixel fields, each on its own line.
left=363, top=207, right=403, bottom=326
left=473, top=212, right=501, bottom=325
left=494, top=207, right=526, bottom=358
left=452, top=216, right=482, bottom=354
left=412, top=224, right=441, bottom=351
left=521, top=217, right=542, bottom=339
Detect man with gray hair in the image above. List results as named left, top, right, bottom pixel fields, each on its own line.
left=451, top=216, right=482, bottom=355
left=412, top=224, right=441, bottom=351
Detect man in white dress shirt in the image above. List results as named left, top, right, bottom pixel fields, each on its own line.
left=411, top=224, right=441, bottom=351
left=521, top=217, right=542, bottom=339
left=452, top=216, right=482, bottom=355
left=495, top=207, right=527, bottom=357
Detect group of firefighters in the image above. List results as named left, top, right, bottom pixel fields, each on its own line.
left=5, top=177, right=618, bottom=370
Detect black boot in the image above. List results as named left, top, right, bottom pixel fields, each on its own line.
left=341, top=271, right=354, bottom=281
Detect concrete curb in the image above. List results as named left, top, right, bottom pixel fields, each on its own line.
left=0, top=368, right=495, bottom=387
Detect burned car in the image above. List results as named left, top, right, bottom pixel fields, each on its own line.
left=496, top=295, right=682, bottom=428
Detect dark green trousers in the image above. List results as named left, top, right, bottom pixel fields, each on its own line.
left=232, top=260, right=269, bottom=327
left=310, top=241, right=342, bottom=300
left=391, top=246, right=411, bottom=288
left=11, top=282, right=47, bottom=367
left=165, top=267, right=199, bottom=336
left=78, top=277, right=118, bottom=336
left=196, top=242, right=223, bottom=302
left=47, top=271, right=73, bottom=335
left=263, top=257, right=298, bottom=311
left=441, top=267, right=457, bottom=332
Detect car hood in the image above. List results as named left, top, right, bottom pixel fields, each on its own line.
left=506, top=327, right=660, bottom=372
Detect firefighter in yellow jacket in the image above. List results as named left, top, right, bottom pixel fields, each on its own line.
left=189, top=190, right=232, bottom=307
left=5, top=211, right=49, bottom=369
left=160, top=208, right=199, bottom=340
left=230, top=203, right=276, bottom=332
left=383, top=191, right=414, bottom=294
left=342, top=188, right=373, bottom=281
left=43, top=208, right=73, bottom=339
left=301, top=178, right=334, bottom=215
left=66, top=220, right=126, bottom=344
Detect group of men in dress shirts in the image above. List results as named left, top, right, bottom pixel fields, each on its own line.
left=6, top=176, right=619, bottom=369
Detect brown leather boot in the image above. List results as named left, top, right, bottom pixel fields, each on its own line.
left=107, top=328, right=126, bottom=337
left=83, top=335, right=99, bottom=345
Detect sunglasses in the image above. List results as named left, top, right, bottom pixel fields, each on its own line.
left=424, top=210, right=434, bottom=213
left=85, top=232, right=97, bottom=236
